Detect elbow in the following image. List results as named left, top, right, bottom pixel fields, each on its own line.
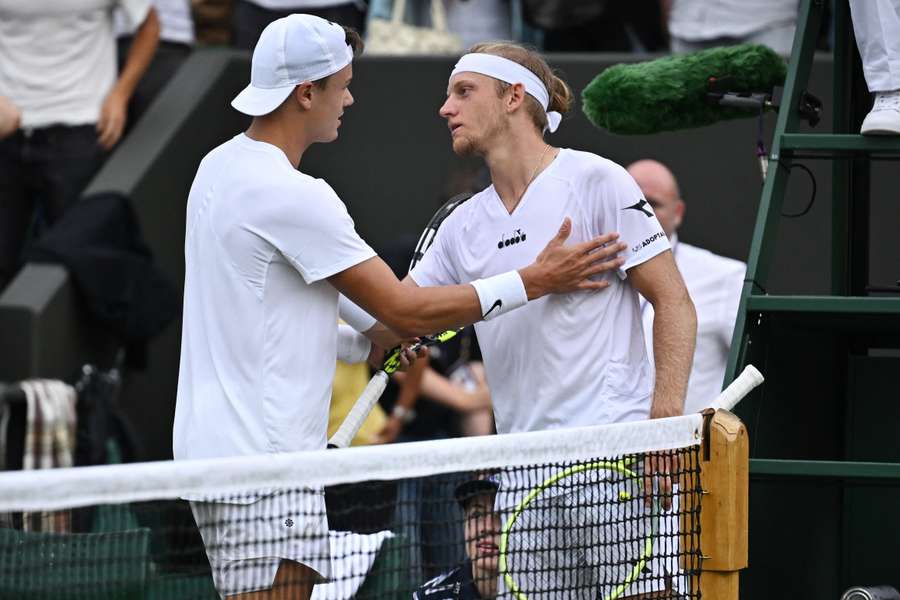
left=376, top=305, right=427, bottom=339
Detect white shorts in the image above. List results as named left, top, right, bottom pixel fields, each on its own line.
left=500, top=468, right=682, bottom=599
left=190, top=488, right=332, bottom=598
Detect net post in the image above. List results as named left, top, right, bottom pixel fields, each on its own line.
left=695, top=408, right=749, bottom=598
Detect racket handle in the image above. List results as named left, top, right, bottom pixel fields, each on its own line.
left=328, top=370, right=389, bottom=449
left=708, top=365, right=764, bottom=412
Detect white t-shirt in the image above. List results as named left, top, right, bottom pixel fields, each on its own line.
left=641, top=237, right=745, bottom=414
left=173, top=134, right=376, bottom=462
left=116, top=0, right=194, bottom=45
left=668, top=0, right=800, bottom=41
left=0, top=0, right=151, bottom=128
left=411, top=149, right=671, bottom=434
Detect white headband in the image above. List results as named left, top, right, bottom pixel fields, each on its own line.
left=450, top=53, right=562, bottom=133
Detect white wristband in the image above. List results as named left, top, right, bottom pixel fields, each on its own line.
left=338, top=295, right=377, bottom=332
left=470, top=270, right=528, bottom=321
left=337, top=324, right=372, bottom=364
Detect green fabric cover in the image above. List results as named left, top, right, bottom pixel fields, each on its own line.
left=582, top=44, right=787, bottom=135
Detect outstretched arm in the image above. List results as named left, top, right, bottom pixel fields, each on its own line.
left=329, top=219, right=625, bottom=339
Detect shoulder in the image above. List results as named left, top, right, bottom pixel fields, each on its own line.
left=555, top=149, right=635, bottom=187
left=434, top=187, right=493, bottom=236
left=678, top=242, right=746, bottom=276
left=413, top=565, right=465, bottom=599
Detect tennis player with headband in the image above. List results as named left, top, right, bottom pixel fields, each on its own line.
left=173, top=16, right=626, bottom=600
left=406, top=44, right=698, bottom=598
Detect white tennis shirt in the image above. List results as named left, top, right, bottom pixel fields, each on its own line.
left=411, top=149, right=671, bottom=433
left=174, top=134, right=375, bottom=461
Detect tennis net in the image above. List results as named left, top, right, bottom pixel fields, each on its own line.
left=0, top=410, right=745, bottom=600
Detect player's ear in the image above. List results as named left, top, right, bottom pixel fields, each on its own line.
left=506, top=82, right=526, bottom=112
left=674, top=199, right=685, bottom=229
left=293, top=82, right=315, bottom=110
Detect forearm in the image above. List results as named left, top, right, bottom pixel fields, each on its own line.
left=649, top=291, right=696, bottom=418
left=418, top=368, right=469, bottom=411
left=115, top=8, right=159, bottom=98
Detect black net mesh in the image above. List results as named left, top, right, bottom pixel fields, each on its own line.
left=0, top=446, right=701, bottom=600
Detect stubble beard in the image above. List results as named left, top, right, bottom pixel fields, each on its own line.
left=451, top=113, right=508, bottom=158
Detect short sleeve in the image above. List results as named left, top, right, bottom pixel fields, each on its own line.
left=408, top=214, right=461, bottom=287
left=116, top=0, right=152, bottom=30
left=589, top=164, right=671, bottom=279
left=250, top=179, right=376, bottom=283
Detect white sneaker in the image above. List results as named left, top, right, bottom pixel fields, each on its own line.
left=860, top=89, right=900, bottom=135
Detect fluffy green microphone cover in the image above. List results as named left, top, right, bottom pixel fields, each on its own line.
left=582, top=44, right=787, bottom=135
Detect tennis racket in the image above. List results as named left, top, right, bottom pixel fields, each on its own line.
left=498, top=364, right=765, bottom=599
left=328, top=193, right=473, bottom=449
left=499, top=457, right=659, bottom=600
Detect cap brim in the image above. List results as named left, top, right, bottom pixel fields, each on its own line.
left=231, top=83, right=296, bottom=117
left=454, top=479, right=498, bottom=508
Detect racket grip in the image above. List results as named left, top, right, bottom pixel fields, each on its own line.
left=708, top=365, right=764, bottom=412
left=328, top=370, right=390, bottom=449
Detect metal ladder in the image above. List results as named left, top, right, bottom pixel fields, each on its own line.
left=723, top=0, right=900, bottom=595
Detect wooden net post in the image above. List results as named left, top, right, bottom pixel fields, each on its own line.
left=683, top=409, right=749, bottom=598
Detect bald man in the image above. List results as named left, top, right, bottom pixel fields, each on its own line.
left=627, top=159, right=746, bottom=413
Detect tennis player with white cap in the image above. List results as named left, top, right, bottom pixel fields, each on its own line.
left=407, top=43, right=698, bottom=598
left=174, top=16, right=627, bottom=600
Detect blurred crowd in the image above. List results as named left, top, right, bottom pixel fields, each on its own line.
left=1, top=0, right=831, bottom=293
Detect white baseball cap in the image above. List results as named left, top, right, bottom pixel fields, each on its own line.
left=231, top=14, right=354, bottom=117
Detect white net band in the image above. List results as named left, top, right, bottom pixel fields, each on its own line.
left=0, top=413, right=703, bottom=512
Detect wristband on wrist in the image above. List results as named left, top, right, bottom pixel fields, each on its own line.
left=338, top=295, right=377, bottom=332
left=391, top=404, right=416, bottom=424
left=470, top=270, right=528, bottom=321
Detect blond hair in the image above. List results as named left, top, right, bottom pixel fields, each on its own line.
left=467, top=42, right=572, bottom=133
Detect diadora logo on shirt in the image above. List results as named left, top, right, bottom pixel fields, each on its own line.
left=497, top=229, right=527, bottom=249
left=623, top=198, right=654, bottom=218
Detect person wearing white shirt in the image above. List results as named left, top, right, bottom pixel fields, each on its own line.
left=175, top=16, right=620, bottom=600
left=409, top=42, right=696, bottom=597
left=627, top=159, right=746, bottom=414
left=848, top=0, right=900, bottom=135
left=0, top=0, right=159, bottom=290
left=666, top=0, right=800, bottom=56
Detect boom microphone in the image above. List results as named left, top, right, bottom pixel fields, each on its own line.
left=582, top=44, right=788, bottom=135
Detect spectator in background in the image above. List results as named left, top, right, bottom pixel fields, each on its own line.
left=665, top=0, right=800, bottom=56
left=368, top=0, right=513, bottom=49
left=117, top=0, right=195, bottom=128
left=413, top=473, right=500, bottom=600
left=521, top=0, right=668, bottom=52
left=627, top=159, right=746, bottom=413
left=0, top=1, right=159, bottom=290
left=848, top=0, right=900, bottom=135
left=231, top=0, right=366, bottom=52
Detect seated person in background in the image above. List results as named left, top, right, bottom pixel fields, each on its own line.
left=414, top=473, right=501, bottom=600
